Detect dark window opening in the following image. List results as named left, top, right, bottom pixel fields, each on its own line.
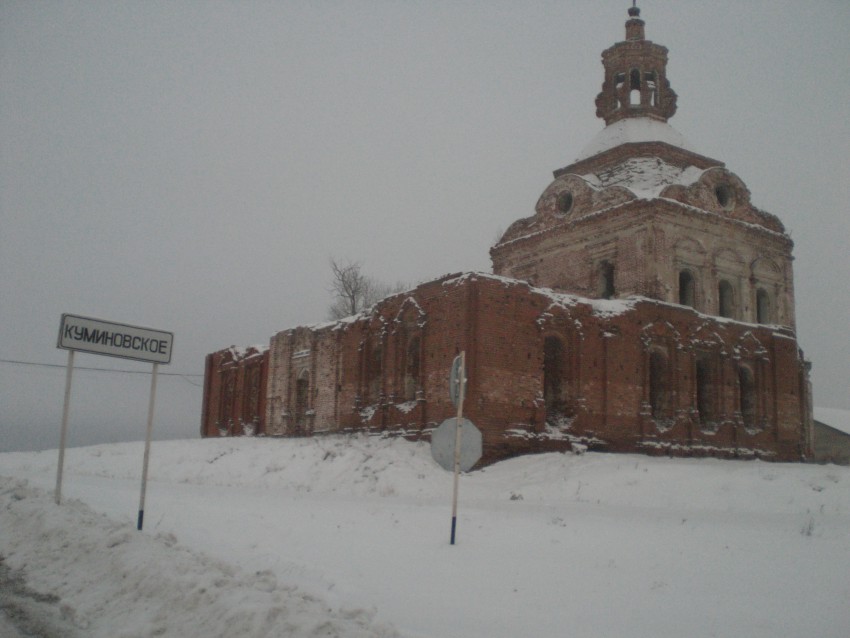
left=718, top=280, right=735, bottom=318
left=696, top=358, right=715, bottom=425
left=644, top=70, right=657, bottom=105
left=629, top=68, right=641, bottom=105
left=543, top=336, right=566, bottom=417
left=598, top=261, right=615, bottom=299
left=244, top=366, right=261, bottom=428
left=615, top=72, right=626, bottom=89
left=649, top=350, right=672, bottom=419
left=295, top=372, right=309, bottom=433
left=557, top=191, right=573, bottom=214
left=738, top=366, right=756, bottom=429
left=679, top=270, right=696, bottom=308
left=367, top=342, right=383, bottom=401
left=715, top=184, right=732, bottom=209
left=219, top=372, right=236, bottom=434
left=404, top=336, right=420, bottom=401
left=756, top=288, right=771, bottom=324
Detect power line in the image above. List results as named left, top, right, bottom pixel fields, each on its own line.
left=0, top=357, right=204, bottom=384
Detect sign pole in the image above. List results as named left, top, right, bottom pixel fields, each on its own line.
left=450, top=351, right=466, bottom=545
left=55, top=349, right=75, bottom=505
left=137, top=362, right=159, bottom=530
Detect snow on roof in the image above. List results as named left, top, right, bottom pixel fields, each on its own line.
left=814, top=407, right=850, bottom=436
left=280, top=263, right=799, bottom=349
left=576, top=117, right=694, bottom=161
left=581, top=157, right=704, bottom=199
left=441, top=271, right=526, bottom=289
left=311, top=310, right=368, bottom=332
left=226, top=344, right=268, bottom=359
left=534, top=286, right=637, bottom=318
left=441, top=273, right=635, bottom=318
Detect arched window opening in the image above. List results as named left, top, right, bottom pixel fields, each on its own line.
left=598, top=261, right=615, bottom=299
left=679, top=270, right=696, bottom=308
left=644, top=70, right=657, bottom=106
left=629, top=68, right=641, bottom=106
left=738, top=366, right=756, bottom=429
left=649, top=350, right=672, bottom=419
left=715, top=184, right=733, bottom=209
left=718, top=280, right=735, bottom=318
left=244, top=366, right=261, bottom=432
left=557, top=191, right=573, bottom=214
left=756, top=288, right=771, bottom=324
left=615, top=72, right=626, bottom=109
left=219, top=371, right=236, bottom=434
left=295, top=370, right=310, bottom=434
left=404, top=336, right=421, bottom=401
left=696, top=358, right=715, bottom=425
left=367, top=342, right=383, bottom=401
left=615, top=72, right=626, bottom=90
left=543, top=336, right=566, bottom=417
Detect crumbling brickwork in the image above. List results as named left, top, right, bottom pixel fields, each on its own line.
left=200, top=346, right=268, bottom=438
left=202, top=274, right=811, bottom=464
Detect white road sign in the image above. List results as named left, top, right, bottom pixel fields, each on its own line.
left=449, top=354, right=466, bottom=407
left=57, top=314, right=173, bottom=364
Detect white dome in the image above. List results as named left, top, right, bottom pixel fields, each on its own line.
left=576, top=117, right=694, bottom=161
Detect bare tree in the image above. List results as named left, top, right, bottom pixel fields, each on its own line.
left=327, top=259, right=407, bottom=320
left=492, top=226, right=505, bottom=245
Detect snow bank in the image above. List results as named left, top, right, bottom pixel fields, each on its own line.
left=0, top=475, right=400, bottom=638
left=2, top=436, right=849, bottom=638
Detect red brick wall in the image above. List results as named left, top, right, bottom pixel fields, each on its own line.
left=200, top=346, right=268, bottom=438
left=202, top=273, right=812, bottom=465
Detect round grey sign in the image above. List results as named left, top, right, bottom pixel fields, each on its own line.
left=430, top=417, right=483, bottom=472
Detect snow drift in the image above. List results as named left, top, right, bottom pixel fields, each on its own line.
left=2, top=435, right=849, bottom=637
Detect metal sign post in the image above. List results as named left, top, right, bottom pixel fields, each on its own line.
left=55, top=349, right=75, bottom=505
left=54, top=314, right=172, bottom=529
left=431, top=352, right=483, bottom=544
left=450, top=352, right=466, bottom=545
left=137, top=362, right=159, bottom=530
left=430, top=351, right=483, bottom=545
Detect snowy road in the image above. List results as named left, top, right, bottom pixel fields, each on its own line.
left=0, top=554, right=79, bottom=638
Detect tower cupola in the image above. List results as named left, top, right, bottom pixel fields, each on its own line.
left=625, top=3, right=645, bottom=40
left=595, top=4, right=677, bottom=125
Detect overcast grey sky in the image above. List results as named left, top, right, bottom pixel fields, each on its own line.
left=2, top=1, right=848, bottom=453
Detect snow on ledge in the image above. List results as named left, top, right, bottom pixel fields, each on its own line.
left=440, top=271, right=531, bottom=291
left=534, top=286, right=637, bottom=318
left=576, top=117, right=695, bottom=161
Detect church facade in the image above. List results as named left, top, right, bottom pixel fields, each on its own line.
left=201, top=6, right=813, bottom=465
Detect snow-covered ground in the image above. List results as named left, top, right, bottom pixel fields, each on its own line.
left=1, top=435, right=849, bottom=638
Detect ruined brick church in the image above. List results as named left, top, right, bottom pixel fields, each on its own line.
left=201, top=6, right=813, bottom=465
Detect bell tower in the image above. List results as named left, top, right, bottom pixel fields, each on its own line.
left=491, top=3, right=797, bottom=329
left=594, top=3, right=677, bottom=125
